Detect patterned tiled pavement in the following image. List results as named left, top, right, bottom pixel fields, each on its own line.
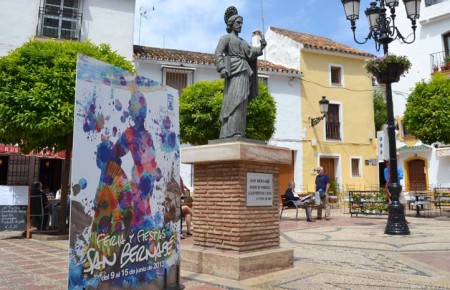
left=1, top=207, right=450, bottom=289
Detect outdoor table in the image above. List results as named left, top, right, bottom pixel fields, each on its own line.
left=411, top=192, right=432, bottom=217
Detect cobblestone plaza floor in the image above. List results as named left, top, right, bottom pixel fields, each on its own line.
left=1, top=207, right=450, bottom=289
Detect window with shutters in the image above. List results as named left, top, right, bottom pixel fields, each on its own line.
left=326, top=104, right=341, bottom=140
left=163, top=67, right=194, bottom=93
left=351, top=157, right=362, bottom=178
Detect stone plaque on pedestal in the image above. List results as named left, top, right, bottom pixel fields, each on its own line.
left=180, top=141, right=294, bottom=280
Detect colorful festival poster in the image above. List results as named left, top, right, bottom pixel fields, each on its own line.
left=69, top=55, right=181, bottom=289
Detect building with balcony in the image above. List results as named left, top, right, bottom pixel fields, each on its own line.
left=387, top=0, right=450, bottom=189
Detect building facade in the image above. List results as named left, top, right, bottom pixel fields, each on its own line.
left=134, top=25, right=379, bottom=195
left=0, top=0, right=136, bottom=190
left=133, top=45, right=301, bottom=194
left=1, top=0, right=135, bottom=59
left=264, top=27, right=379, bottom=193
left=388, top=0, right=450, bottom=190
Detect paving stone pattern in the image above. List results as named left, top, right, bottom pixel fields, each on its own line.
left=1, top=208, right=450, bottom=289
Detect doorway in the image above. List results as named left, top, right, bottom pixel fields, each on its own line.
left=319, top=157, right=336, bottom=180
left=39, top=158, right=63, bottom=193
left=407, top=159, right=427, bottom=191
left=0, top=156, right=9, bottom=185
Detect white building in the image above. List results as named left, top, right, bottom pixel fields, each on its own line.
left=134, top=22, right=380, bottom=194
left=0, top=0, right=135, bottom=59
left=388, top=0, right=450, bottom=189
left=0, top=0, right=136, bottom=190
left=133, top=44, right=302, bottom=191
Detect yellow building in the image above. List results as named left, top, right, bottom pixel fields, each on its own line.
left=266, top=27, right=379, bottom=194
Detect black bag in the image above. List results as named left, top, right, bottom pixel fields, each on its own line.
left=319, top=191, right=326, bottom=198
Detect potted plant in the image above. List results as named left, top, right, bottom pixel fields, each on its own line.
left=329, top=178, right=339, bottom=203
left=364, top=54, right=412, bottom=83
left=441, top=55, right=450, bottom=71
left=432, top=64, right=439, bottom=73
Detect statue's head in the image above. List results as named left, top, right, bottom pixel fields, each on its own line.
left=224, top=6, right=241, bottom=33
left=226, top=15, right=243, bottom=33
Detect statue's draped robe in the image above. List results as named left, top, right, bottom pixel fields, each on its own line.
left=215, top=33, right=263, bottom=138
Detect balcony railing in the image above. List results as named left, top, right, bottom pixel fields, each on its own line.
left=425, top=0, right=448, bottom=7
left=430, top=51, right=450, bottom=74
left=326, top=121, right=341, bottom=140
left=36, top=6, right=82, bottom=40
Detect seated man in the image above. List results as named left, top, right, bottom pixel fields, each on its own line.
left=285, top=181, right=315, bottom=222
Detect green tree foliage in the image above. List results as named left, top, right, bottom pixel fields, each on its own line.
left=0, top=39, right=134, bottom=233
left=403, top=73, right=450, bottom=145
left=180, top=80, right=276, bottom=145
left=373, top=89, right=387, bottom=131
left=0, top=40, right=134, bottom=153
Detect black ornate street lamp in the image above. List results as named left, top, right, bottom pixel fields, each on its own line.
left=311, top=96, right=330, bottom=127
left=341, top=0, right=421, bottom=235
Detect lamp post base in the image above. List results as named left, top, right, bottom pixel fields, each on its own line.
left=385, top=201, right=410, bottom=235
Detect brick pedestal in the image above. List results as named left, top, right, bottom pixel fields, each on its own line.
left=180, top=141, right=294, bottom=280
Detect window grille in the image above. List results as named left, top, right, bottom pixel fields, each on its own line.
left=425, top=0, right=448, bottom=7
left=37, top=0, right=82, bottom=40
left=7, top=155, right=39, bottom=186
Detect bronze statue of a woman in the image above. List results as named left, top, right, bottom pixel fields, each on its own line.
left=214, top=6, right=266, bottom=139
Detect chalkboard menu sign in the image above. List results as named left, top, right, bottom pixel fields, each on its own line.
left=0, top=205, right=27, bottom=231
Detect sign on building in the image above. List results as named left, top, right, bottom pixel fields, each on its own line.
left=377, top=126, right=390, bottom=160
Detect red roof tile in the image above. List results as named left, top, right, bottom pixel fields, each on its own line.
left=133, top=45, right=300, bottom=75
left=269, top=26, right=374, bottom=58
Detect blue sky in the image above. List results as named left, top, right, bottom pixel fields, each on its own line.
left=134, top=0, right=384, bottom=56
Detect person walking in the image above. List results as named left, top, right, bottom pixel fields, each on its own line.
left=315, top=166, right=331, bottom=220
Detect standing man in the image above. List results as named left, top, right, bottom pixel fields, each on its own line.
left=384, top=155, right=409, bottom=223
left=214, top=6, right=266, bottom=139
left=384, top=155, right=404, bottom=202
left=315, top=166, right=331, bottom=220
left=284, top=181, right=315, bottom=222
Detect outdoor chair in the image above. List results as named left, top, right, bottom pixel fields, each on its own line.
left=29, top=195, right=50, bottom=231
left=280, top=194, right=299, bottom=220
left=279, top=194, right=315, bottom=220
